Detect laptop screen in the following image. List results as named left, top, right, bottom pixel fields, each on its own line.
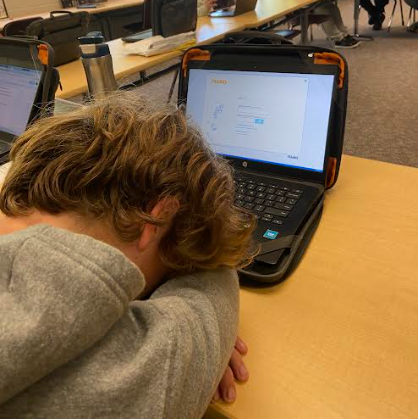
left=186, top=69, right=335, bottom=173
left=0, top=64, right=42, bottom=137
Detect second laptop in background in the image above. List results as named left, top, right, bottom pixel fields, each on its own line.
left=209, top=0, right=257, bottom=17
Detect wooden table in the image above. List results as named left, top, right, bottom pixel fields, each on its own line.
left=207, top=155, right=418, bottom=419
left=56, top=16, right=246, bottom=98
left=55, top=0, right=319, bottom=98
left=0, top=0, right=143, bottom=30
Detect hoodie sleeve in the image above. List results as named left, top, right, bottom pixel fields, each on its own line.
left=0, top=226, right=239, bottom=419
left=0, top=225, right=144, bottom=405
left=145, top=268, right=240, bottom=418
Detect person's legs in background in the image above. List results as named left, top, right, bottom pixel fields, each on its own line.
left=314, top=2, right=362, bottom=48
left=373, top=0, right=389, bottom=29
left=360, top=0, right=379, bottom=21
left=360, top=0, right=389, bottom=30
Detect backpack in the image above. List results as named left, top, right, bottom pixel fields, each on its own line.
left=152, top=0, right=197, bottom=37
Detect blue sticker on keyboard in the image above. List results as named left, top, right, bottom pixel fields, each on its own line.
left=263, top=229, right=279, bottom=240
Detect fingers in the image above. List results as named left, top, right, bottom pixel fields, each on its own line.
left=229, top=348, right=249, bottom=382
left=235, top=336, right=248, bottom=355
left=211, top=386, right=220, bottom=403
left=218, top=365, right=236, bottom=403
left=211, top=336, right=249, bottom=404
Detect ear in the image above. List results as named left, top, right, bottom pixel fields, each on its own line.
left=137, top=197, right=179, bottom=252
left=137, top=223, right=157, bottom=252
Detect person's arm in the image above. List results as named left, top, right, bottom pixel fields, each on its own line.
left=0, top=228, right=239, bottom=418
left=143, top=268, right=240, bottom=418
left=198, top=0, right=218, bottom=16
left=15, top=268, right=239, bottom=418
left=0, top=225, right=144, bottom=405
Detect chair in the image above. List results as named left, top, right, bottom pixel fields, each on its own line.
left=266, top=9, right=332, bottom=46
left=387, top=0, right=405, bottom=32
left=404, top=0, right=418, bottom=29
left=288, top=13, right=334, bottom=47
left=2, top=17, right=43, bottom=37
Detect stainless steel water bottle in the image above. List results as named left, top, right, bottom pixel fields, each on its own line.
left=79, top=32, right=118, bottom=99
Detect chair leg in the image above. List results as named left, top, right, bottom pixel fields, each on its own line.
left=399, top=0, right=405, bottom=25
left=407, top=6, right=413, bottom=27
left=327, top=36, right=335, bottom=49
left=167, top=68, right=179, bottom=103
left=388, top=0, right=397, bottom=32
left=300, top=9, right=309, bottom=44
left=310, top=24, right=313, bottom=41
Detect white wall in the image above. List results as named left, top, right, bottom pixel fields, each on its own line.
left=4, top=0, right=62, bottom=18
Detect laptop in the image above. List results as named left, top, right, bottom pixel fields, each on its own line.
left=0, top=63, right=42, bottom=157
left=209, top=0, right=257, bottom=17
left=185, top=65, right=337, bottom=266
left=122, top=29, right=153, bottom=43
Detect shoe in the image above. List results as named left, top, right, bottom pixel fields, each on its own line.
left=368, top=13, right=377, bottom=25
left=373, top=13, right=385, bottom=30
left=335, top=35, right=362, bottom=49
left=407, top=22, right=418, bottom=32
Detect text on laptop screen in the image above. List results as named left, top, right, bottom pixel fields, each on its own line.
left=186, top=69, right=335, bottom=172
left=0, top=64, right=41, bottom=137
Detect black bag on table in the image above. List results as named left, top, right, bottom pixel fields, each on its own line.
left=25, top=11, right=90, bottom=66
left=152, top=0, right=197, bottom=38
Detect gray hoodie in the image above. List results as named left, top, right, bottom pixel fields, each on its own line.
left=0, top=225, right=239, bottom=418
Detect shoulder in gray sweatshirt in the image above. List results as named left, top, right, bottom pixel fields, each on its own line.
left=0, top=225, right=239, bottom=418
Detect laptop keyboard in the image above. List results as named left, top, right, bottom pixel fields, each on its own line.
left=234, top=177, right=303, bottom=225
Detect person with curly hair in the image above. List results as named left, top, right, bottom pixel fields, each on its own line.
left=0, top=92, right=255, bottom=418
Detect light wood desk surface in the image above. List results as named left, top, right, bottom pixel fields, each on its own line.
left=209, top=155, right=418, bottom=419
left=55, top=0, right=318, bottom=98
left=56, top=16, right=246, bottom=98
left=0, top=0, right=143, bottom=30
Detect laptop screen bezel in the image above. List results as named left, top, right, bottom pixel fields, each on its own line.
left=184, top=59, right=339, bottom=186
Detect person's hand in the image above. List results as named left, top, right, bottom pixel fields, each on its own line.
left=204, top=0, right=218, bottom=10
left=212, top=336, right=249, bottom=404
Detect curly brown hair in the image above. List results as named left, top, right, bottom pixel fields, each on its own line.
left=0, top=92, right=256, bottom=273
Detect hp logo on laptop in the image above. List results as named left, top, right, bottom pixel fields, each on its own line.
left=242, top=161, right=248, bottom=168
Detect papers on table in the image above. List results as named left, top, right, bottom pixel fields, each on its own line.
left=124, top=32, right=196, bottom=57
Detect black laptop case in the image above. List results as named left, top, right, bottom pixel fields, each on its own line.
left=26, top=11, right=90, bottom=66
left=179, top=42, right=347, bottom=285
